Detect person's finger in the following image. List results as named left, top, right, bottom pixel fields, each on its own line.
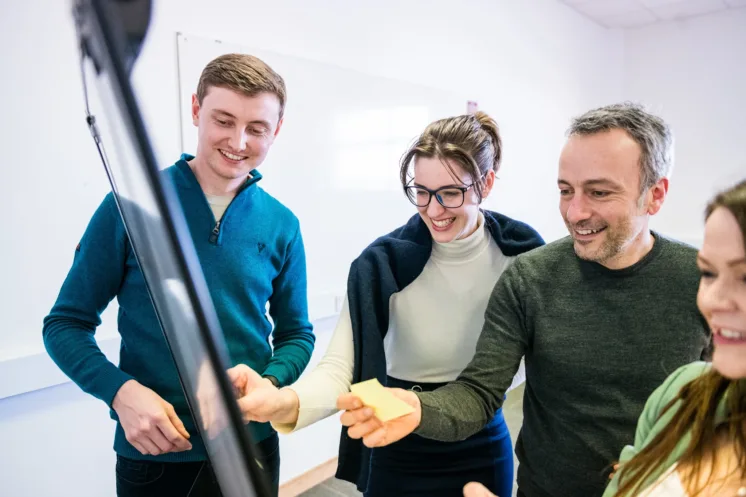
left=168, top=399, right=190, bottom=430
left=339, top=407, right=374, bottom=427
left=463, top=482, right=496, bottom=497
left=158, top=412, right=192, bottom=451
left=239, top=391, right=262, bottom=409
left=139, top=437, right=162, bottom=456
left=232, top=365, right=264, bottom=393
left=149, top=425, right=177, bottom=453
left=165, top=404, right=191, bottom=440
left=362, top=427, right=390, bottom=448
left=336, top=393, right=363, bottom=411
left=226, top=365, right=247, bottom=391
left=346, top=416, right=382, bottom=440
left=131, top=440, right=149, bottom=456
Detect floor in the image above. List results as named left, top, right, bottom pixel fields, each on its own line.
left=297, top=384, right=525, bottom=497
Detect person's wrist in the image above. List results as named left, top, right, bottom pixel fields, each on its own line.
left=262, top=375, right=280, bottom=388
left=112, top=379, right=137, bottom=411
left=275, top=388, right=300, bottom=425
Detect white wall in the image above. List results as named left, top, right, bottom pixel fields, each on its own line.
left=132, top=0, right=623, bottom=243
left=623, top=8, right=746, bottom=246
left=0, top=0, right=623, bottom=495
left=1, top=0, right=623, bottom=361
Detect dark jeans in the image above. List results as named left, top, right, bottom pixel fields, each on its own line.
left=116, top=432, right=280, bottom=497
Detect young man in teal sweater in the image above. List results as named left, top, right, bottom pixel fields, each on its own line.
left=42, top=53, right=315, bottom=497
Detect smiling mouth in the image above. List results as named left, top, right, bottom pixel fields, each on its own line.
left=432, top=217, right=455, bottom=230
left=219, top=149, right=248, bottom=162
left=573, top=226, right=606, bottom=237
left=715, top=328, right=746, bottom=341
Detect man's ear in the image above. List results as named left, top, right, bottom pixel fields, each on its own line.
left=191, top=94, right=200, bottom=127
left=646, top=177, right=669, bottom=216
left=273, top=117, right=284, bottom=138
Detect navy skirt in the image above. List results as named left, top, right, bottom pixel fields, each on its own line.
left=364, top=376, right=514, bottom=497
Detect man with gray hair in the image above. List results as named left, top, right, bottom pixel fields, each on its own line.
left=337, top=102, right=711, bottom=497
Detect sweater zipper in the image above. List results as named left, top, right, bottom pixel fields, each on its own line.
left=204, top=175, right=257, bottom=245
left=209, top=220, right=221, bottom=244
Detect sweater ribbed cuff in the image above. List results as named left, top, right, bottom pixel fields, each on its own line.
left=91, top=363, right=136, bottom=408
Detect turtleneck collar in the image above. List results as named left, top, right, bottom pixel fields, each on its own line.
left=431, top=211, right=490, bottom=262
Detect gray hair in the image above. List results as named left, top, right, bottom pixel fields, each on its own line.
left=567, top=102, right=674, bottom=193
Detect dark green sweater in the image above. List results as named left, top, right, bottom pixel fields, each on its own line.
left=415, top=233, right=711, bottom=497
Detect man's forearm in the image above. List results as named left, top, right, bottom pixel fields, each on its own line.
left=415, top=377, right=503, bottom=441
left=263, top=329, right=315, bottom=386
left=43, top=318, right=133, bottom=406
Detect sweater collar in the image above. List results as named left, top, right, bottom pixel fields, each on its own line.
left=173, top=153, right=262, bottom=194
left=431, top=212, right=490, bottom=262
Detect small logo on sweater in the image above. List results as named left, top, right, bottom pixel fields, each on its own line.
left=258, top=243, right=266, bottom=254
left=76, top=243, right=81, bottom=252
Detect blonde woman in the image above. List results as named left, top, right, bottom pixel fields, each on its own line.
left=604, top=180, right=746, bottom=497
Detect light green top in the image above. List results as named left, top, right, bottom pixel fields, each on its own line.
left=604, top=361, right=730, bottom=496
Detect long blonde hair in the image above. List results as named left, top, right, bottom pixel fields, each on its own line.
left=613, top=180, right=746, bottom=497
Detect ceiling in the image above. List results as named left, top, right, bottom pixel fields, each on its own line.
left=557, top=0, right=746, bottom=28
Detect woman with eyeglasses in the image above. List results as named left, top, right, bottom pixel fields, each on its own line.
left=227, top=112, right=544, bottom=497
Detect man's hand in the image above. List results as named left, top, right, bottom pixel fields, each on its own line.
left=227, top=364, right=274, bottom=398
left=226, top=364, right=300, bottom=425
left=463, top=482, right=498, bottom=497
left=337, top=387, right=421, bottom=448
left=112, top=379, right=192, bottom=456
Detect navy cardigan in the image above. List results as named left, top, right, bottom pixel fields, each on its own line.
left=335, top=210, right=545, bottom=491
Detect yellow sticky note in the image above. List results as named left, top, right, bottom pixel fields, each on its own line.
left=350, top=378, right=415, bottom=422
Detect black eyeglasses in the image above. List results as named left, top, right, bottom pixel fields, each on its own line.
left=404, top=182, right=476, bottom=208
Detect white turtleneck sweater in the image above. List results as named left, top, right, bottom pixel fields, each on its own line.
left=274, top=213, right=514, bottom=433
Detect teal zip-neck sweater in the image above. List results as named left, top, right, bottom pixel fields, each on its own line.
left=43, top=154, right=315, bottom=462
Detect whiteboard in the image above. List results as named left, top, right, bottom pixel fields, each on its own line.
left=176, top=33, right=469, bottom=318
